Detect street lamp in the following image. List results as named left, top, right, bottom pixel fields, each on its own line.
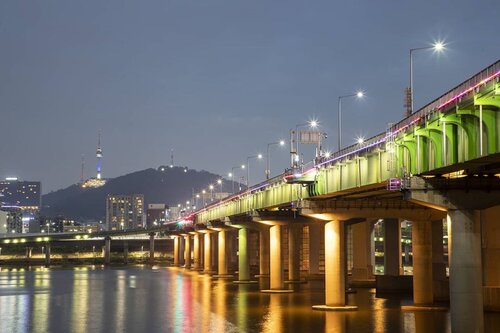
left=408, top=41, right=445, bottom=116
left=217, top=179, right=223, bottom=198
left=338, top=91, right=364, bottom=151
left=292, top=120, right=318, bottom=168
left=230, top=165, right=246, bottom=194
left=201, top=190, right=206, bottom=206
left=209, top=184, right=214, bottom=201
left=195, top=193, right=200, bottom=207
left=246, top=154, right=263, bottom=187
left=266, top=140, right=286, bottom=179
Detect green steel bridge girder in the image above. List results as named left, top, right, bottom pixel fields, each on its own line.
left=196, top=65, right=500, bottom=224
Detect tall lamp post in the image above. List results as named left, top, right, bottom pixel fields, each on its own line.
left=201, top=190, right=206, bottom=206
left=208, top=185, right=214, bottom=202
left=246, top=154, right=263, bottom=188
left=266, top=140, right=285, bottom=179
left=230, top=165, right=245, bottom=194
left=408, top=42, right=445, bottom=116
left=338, top=91, right=364, bottom=151
left=216, top=179, right=223, bottom=199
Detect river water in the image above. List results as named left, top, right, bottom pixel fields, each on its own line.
left=1, top=266, right=499, bottom=333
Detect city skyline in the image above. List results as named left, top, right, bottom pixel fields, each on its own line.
left=1, top=1, right=499, bottom=193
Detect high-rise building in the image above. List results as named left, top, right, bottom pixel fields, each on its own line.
left=0, top=178, right=41, bottom=233
left=106, top=194, right=145, bottom=231
left=146, top=203, right=169, bottom=228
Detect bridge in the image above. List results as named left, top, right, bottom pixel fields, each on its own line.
left=182, top=60, right=499, bottom=333
left=2, top=60, right=499, bottom=333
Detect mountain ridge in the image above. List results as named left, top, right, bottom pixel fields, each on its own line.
left=41, top=166, right=230, bottom=221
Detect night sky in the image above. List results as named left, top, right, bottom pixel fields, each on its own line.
left=1, top=1, right=499, bottom=193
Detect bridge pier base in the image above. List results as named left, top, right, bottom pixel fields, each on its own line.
left=313, top=220, right=357, bottom=310
left=449, top=209, right=483, bottom=333
left=104, top=237, right=111, bottom=265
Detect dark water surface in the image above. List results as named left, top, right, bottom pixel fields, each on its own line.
left=1, top=266, right=499, bottom=333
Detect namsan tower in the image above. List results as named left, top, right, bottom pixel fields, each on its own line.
left=96, top=131, right=103, bottom=179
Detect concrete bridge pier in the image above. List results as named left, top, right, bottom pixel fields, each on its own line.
left=192, top=232, right=202, bottom=270
left=261, top=222, right=292, bottom=293
left=286, top=224, right=302, bottom=283
left=448, top=209, right=484, bottom=333
left=375, top=218, right=408, bottom=294
left=44, top=243, right=51, bottom=266
left=313, top=220, right=357, bottom=310
left=432, top=219, right=448, bottom=301
left=234, top=226, right=257, bottom=283
left=104, top=236, right=111, bottom=265
left=149, top=233, right=155, bottom=264
left=483, top=205, right=500, bottom=312
left=350, top=220, right=375, bottom=286
left=173, top=236, right=181, bottom=266
left=258, top=226, right=270, bottom=277
left=184, top=234, right=191, bottom=269
left=25, top=247, right=32, bottom=259
left=203, top=231, right=215, bottom=274
left=384, top=218, right=402, bottom=276
left=123, top=240, right=129, bottom=264
left=214, top=229, right=233, bottom=278
left=410, top=220, right=433, bottom=305
left=308, top=223, right=323, bottom=278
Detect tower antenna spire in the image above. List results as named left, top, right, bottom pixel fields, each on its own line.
left=170, top=149, right=174, bottom=168
left=96, top=131, right=103, bottom=179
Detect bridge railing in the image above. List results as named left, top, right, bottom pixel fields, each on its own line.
left=390, top=60, right=500, bottom=135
